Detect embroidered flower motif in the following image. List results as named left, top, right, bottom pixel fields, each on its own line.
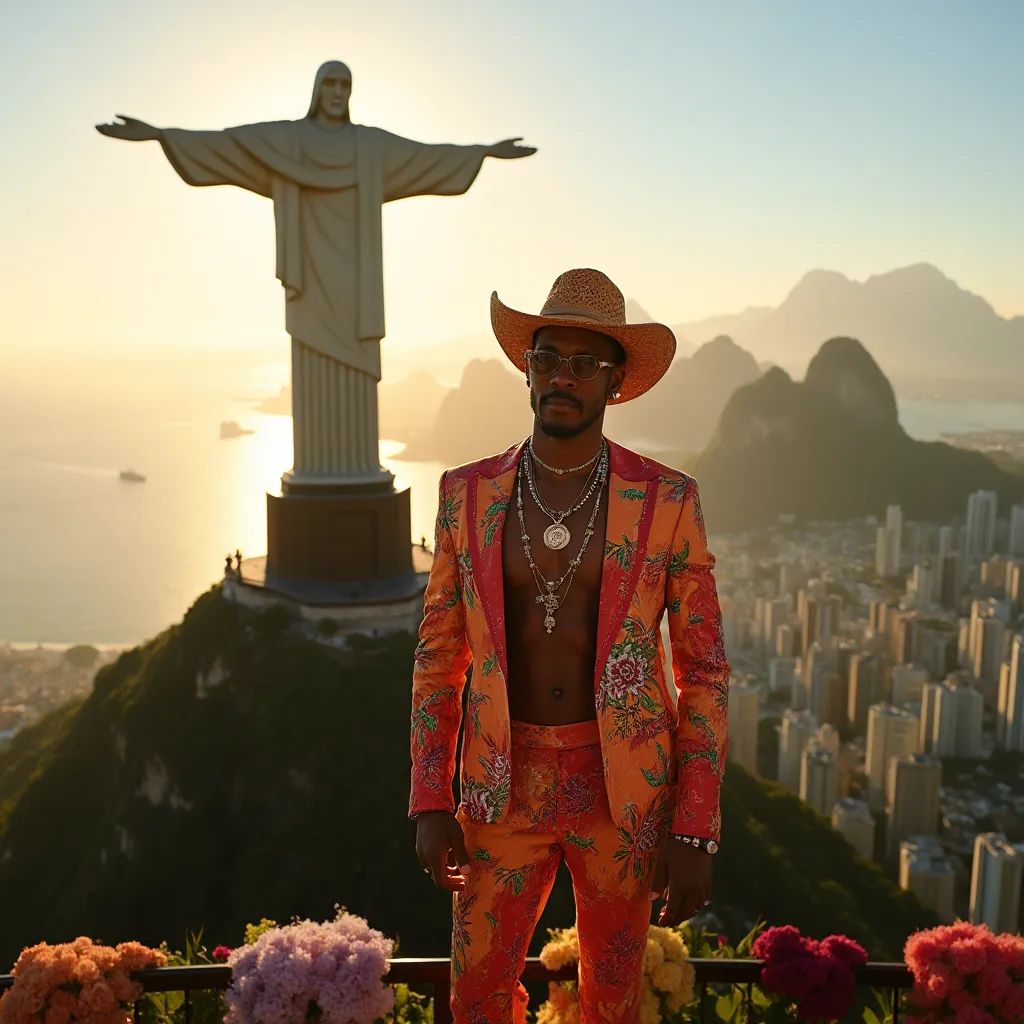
left=462, top=785, right=493, bottom=822
left=603, top=648, right=647, bottom=703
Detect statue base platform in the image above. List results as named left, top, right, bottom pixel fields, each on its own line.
left=266, top=480, right=414, bottom=584
left=222, top=545, right=432, bottom=642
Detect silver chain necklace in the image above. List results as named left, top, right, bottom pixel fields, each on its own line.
left=516, top=460, right=606, bottom=633
left=524, top=438, right=608, bottom=550
left=530, top=441, right=602, bottom=476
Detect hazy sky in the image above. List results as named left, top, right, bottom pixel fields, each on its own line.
left=3, top=0, right=1021, bottom=374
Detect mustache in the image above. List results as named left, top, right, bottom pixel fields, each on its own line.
left=541, top=391, right=582, bottom=410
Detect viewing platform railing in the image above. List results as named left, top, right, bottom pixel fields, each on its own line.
left=0, top=957, right=915, bottom=1023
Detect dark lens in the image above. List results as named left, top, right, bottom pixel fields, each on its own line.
left=570, top=355, right=601, bottom=380
left=530, top=350, right=560, bottom=375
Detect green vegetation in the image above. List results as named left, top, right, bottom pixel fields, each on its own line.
left=0, top=585, right=934, bottom=967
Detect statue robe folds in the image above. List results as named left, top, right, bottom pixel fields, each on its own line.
left=159, top=121, right=487, bottom=479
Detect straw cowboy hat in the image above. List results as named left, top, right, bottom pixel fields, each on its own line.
left=490, top=268, right=677, bottom=404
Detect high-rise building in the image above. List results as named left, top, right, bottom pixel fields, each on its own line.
left=1010, top=505, right=1024, bottom=558
left=908, top=559, right=937, bottom=608
left=900, top=836, right=955, bottom=922
left=728, top=681, right=760, bottom=774
left=876, top=505, right=903, bottom=577
left=932, top=680, right=984, bottom=758
left=999, top=634, right=1024, bottom=752
left=866, top=704, right=919, bottom=811
left=935, top=526, right=953, bottom=604
left=800, top=739, right=838, bottom=816
left=968, top=598, right=1010, bottom=686
left=868, top=599, right=892, bottom=635
left=886, top=754, right=941, bottom=859
left=1009, top=561, right=1023, bottom=612
left=778, top=708, right=818, bottom=793
left=798, top=591, right=840, bottom=658
left=966, top=490, right=998, bottom=562
left=969, top=833, right=1024, bottom=933
left=759, top=597, right=792, bottom=655
left=832, top=797, right=875, bottom=860
left=848, top=653, right=883, bottom=733
left=941, top=550, right=965, bottom=608
left=918, top=623, right=956, bottom=681
left=769, top=656, right=797, bottom=699
left=891, top=664, right=929, bottom=707
left=775, top=622, right=795, bottom=658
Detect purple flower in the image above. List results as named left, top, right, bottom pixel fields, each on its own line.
left=225, top=909, right=394, bottom=1024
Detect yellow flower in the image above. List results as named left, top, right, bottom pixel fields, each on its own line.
left=660, top=929, right=689, bottom=964
left=643, top=937, right=665, bottom=972
left=638, top=1004, right=660, bottom=1024
left=540, top=928, right=581, bottom=970
left=651, top=960, right=684, bottom=993
left=667, top=962, right=696, bottom=1007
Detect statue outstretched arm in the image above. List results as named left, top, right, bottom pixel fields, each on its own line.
left=95, top=114, right=273, bottom=198
left=378, top=129, right=536, bottom=203
left=95, top=114, right=162, bottom=141
left=485, top=137, right=537, bottom=160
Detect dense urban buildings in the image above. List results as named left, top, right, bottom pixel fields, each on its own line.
left=713, top=488, right=1024, bottom=926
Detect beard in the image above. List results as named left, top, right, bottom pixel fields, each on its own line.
left=530, top=389, right=606, bottom=438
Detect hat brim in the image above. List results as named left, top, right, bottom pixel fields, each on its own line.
left=490, top=291, right=676, bottom=404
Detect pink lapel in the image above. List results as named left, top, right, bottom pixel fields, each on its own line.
left=466, top=440, right=526, bottom=681
left=592, top=440, right=660, bottom=693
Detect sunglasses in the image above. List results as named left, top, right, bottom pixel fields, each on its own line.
left=523, top=349, right=618, bottom=381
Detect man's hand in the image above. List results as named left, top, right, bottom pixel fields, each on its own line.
left=415, top=811, right=472, bottom=893
left=95, top=115, right=162, bottom=142
left=649, top=837, right=713, bottom=926
left=486, top=137, right=537, bottom=159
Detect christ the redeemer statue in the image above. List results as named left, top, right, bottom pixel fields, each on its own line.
left=97, top=60, right=535, bottom=489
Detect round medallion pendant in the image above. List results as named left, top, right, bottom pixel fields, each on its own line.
left=543, top=523, right=571, bottom=550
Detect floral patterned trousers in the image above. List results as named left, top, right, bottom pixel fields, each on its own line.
left=451, top=719, right=656, bottom=1024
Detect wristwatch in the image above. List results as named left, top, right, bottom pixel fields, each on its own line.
left=673, top=833, right=719, bottom=855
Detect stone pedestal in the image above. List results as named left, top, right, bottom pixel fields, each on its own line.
left=267, top=481, right=414, bottom=586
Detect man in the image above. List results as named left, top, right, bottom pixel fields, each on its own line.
left=410, top=269, right=730, bottom=1023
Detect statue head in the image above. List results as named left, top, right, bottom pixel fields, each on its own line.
left=307, top=60, right=352, bottom=123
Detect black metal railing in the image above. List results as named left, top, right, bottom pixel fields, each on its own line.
left=0, top=958, right=914, bottom=1024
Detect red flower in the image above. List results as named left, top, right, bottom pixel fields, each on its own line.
left=819, top=934, right=867, bottom=969
left=211, top=945, right=233, bottom=962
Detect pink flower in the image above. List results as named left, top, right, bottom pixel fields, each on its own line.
left=977, top=964, right=1010, bottom=1006
left=212, top=946, right=233, bottom=963
left=716, top=933, right=729, bottom=948
left=999, top=983, right=1024, bottom=1020
left=950, top=938, right=987, bottom=975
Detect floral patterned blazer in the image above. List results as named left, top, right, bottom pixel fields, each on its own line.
left=408, top=437, right=730, bottom=850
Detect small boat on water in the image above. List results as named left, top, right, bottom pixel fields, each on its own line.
left=119, top=469, right=146, bottom=483
left=220, top=420, right=256, bottom=439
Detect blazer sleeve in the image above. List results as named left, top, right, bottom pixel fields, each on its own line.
left=408, top=470, right=473, bottom=817
left=664, top=476, right=730, bottom=841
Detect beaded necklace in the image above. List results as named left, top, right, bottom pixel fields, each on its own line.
left=524, top=438, right=607, bottom=550
left=515, top=457, right=606, bottom=633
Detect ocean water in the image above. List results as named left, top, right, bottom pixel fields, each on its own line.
left=0, top=356, right=444, bottom=646
left=0, top=357, right=1020, bottom=647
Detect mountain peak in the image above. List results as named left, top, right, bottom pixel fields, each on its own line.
left=803, top=336, right=899, bottom=430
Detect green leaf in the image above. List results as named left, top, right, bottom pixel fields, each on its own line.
left=669, top=597, right=681, bottom=614
left=617, top=487, right=646, bottom=501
